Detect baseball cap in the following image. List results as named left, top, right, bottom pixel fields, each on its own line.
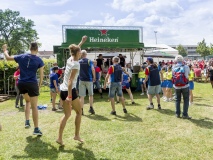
left=147, top=57, right=153, bottom=63
left=175, top=55, right=184, bottom=62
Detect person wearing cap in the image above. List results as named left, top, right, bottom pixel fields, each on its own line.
left=14, top=66, right=24, bottom=108
left=143, top=57, right=162, bottom=110
left=50, top=66, right=60, bottom=111
left=172, top=55, right=191, bottom=119
left=96, top=54, right=103, bottom=71
left=119, top=54, right=125, bottom=67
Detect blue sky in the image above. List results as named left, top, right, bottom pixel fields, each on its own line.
left=1, top=0, right=213, bottom=50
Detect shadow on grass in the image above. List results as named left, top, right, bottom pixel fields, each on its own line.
left=58, top=143, right=105, bottom=160
left=115, top=113, right=142, bottom=122
left=154, top=109, right=175, bottom=116
left=125, top=103, right=141, bottom=106
left=12, top=136, right=58, bottom=160
left=189, top=118, right=213, bottom=130
left=84, top=114, right=111, bottom=121
left=193, top=103, right=210, bottom=107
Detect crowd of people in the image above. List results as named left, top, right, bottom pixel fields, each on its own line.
left=1, top=35, right=213, bottom=146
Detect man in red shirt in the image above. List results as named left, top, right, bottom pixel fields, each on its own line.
left=14, top=66, right=24, bottom=108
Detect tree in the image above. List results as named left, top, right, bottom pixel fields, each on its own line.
left=177, top=44, right=187, bottom=57
left=209, top=43, right=213, bottom=55
left=0, top=9, right=39, bottom=54
left=196, top=39, right=210, bottom=59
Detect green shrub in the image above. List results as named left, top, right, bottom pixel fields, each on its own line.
left=0, top=58, right=56, bottom=94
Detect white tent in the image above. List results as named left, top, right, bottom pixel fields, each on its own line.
left=145, top=44, right=178, bottom=56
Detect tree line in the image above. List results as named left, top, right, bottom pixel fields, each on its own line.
left=176, top=39, right=213, bottom=59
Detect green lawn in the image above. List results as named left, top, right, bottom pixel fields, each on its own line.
left=0, top=82, right=213, bottom=160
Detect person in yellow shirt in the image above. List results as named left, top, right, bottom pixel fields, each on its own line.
left=138, top=67, right=146, bottom=95
left=165, top=66, right=173, bottom=102
left=188, top=65, right=194, bottom=105
left=160, top=67, right=167, bottom=100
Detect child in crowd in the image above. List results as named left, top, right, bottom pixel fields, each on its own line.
left=165, top=66, right=173, bottom=102
left=189, top=65, right=194, bottom=105
left=138, top=67, right=146, bottom=95
left=160, top=67, right=167, bottom=100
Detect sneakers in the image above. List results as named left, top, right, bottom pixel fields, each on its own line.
left=15, top=105, right=19, bottom=108
left=33, top=128, right=43, bottom=136
left=147, top=104, right=154, bottom=110
left=140, top=92, right=144, bottom=95
left=123, top=108, right=128, bottom=113
left=52, top=108, right=57, bottom=111
left=25, top=120, right=31, bottom=128
left=176, top=114, right=181, bottom=118
left=88, top=107, right=95, bottom=114
left=158, top=105, right=161, bottom=110
left=182, top=115, right=192, bottom=119
left=110, top=111, right=116, bottom=115
left=132, top=102, right=135, bottom=105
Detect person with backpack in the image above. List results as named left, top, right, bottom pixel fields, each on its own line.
left=79, top=50, right=96, bottom=115
left=143, top=57, right=162, bottom=110
left=172, top=55, right=191, bottom=119
left=103, top=56, right=127, bottom=115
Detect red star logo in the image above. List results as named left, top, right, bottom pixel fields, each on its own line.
left=99, top=30, right=108, bottom=36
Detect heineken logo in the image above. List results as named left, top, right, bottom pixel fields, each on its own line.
left=99, top=30, right=108, bottom=36
left=89, top=30, right=119, bottom=43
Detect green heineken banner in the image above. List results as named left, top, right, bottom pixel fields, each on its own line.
left=62, top=29, right=144, bottom=49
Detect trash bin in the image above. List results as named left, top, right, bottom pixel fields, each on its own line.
left=131, top=73, right=138, bottom=88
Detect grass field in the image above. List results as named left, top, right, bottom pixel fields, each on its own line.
left=0, top=82, right=213, bottom=160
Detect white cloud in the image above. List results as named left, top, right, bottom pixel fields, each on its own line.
left=111, top=0, right=183, bottom=17
left=34, top=0, right=71, bottom=6
left=25, top=10, right=78, bottom=50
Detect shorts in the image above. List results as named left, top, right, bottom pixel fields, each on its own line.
left=166, top=80, right=173, bottom=89
left=94, top=80, right=101, bottom=90
left=50, top=87, right=60, bottom=93
left=122, top=82, right=130, bottom=89
left=210, top=76, right=213, bottom=81
left=147, top=85, right=161, bottom=95
left=161, top=80, right=167, bottom=88
left=109, top=82, right=123, bottom=98
left=60, top=88, right=78, bottom=101
left=138, top=78, right=145, bottom=86
left=189, top=81, right=194, bottom=90
left=18, top=82, right=39, bottom=97
left=79, top=81, right=93, bottom=96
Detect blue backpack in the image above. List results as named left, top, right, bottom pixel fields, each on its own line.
left=172, top=65, right=188, bottom=87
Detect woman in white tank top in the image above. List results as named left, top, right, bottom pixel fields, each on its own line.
left=56, top=36, right=87, bottom=146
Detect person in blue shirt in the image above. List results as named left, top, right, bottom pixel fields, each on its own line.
left=79, top=50, right=96, bottom=115
left=2, top=43, right=44, bottom=136
left=50, top=66, right=60, bottom=111
left=121, top=67, right=135, bottom=104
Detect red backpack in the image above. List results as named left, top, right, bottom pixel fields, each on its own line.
left=172, top=65, right=188, bottom=87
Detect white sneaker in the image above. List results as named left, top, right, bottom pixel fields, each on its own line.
left=140, top=93, right=144, bottom=95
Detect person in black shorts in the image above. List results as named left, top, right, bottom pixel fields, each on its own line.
left=3, top=43, right=44, bottom=136
left=56, top=36, right=87, bottom=146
